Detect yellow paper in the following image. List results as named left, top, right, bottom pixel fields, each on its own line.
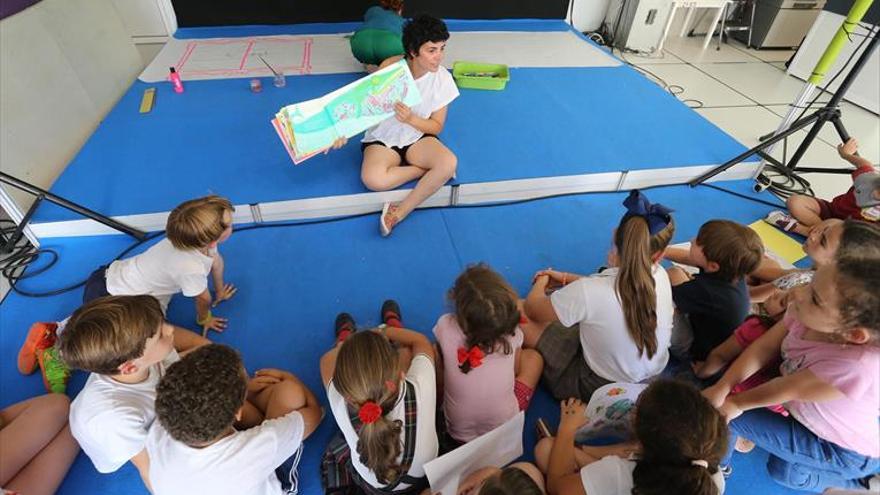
left=749, top=220, right=806, bottom=265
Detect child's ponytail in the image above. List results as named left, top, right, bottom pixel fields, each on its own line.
left=615, top=191, right=675, bottom=359
left=333, top=331, right=404, bottom=484
left=632, top=380, right=728, bottom=495
left=450, top=264, right=520, bottom=374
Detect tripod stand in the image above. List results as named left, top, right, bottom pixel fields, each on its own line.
left=0, top=172, right=147, bottom=254
left=690, top=7, right=878, bottom=189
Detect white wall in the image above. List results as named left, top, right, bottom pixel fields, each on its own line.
left=568, top=0, right=610, bottom=33
left=788, top=11, right=879, bottom=114
left=0, top=0, right=144, bottom=213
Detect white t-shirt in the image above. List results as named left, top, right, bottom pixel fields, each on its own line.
left=550, top=267, right=673, bottom=383
left=580, top=455, right=725, bottom=494
left=145, top=411, right=305, bottom=495
left=327, top=353, right=438, bottom=490
left=69, top=349, right=180, bottom=473
left=362, top=65, right=459, bottom=148
left=105, top=238, right=215, bottom=310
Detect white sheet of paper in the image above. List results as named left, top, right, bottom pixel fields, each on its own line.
left=424, top=412, right=525, bottom=495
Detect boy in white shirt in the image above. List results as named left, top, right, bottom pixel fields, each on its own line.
left=18, top=196, right=235, bottom=395
left=146, top=344, right=323, bottom=495
left=83, top=194, right=238, bottom=334
left=58, top=295, right=209, bottom=489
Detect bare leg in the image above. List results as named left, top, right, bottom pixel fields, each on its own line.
left=236, top=400, right=265, bottom=429
left=786, top=195, right=822, bottom=236
left=397, top=137, right=457, bottom=222
left=0, top=394, right=79, bottom=495
left=361, top=145, right=424, bottom=192
left=521, top=318, right=552, bottom=349
left=252, top=380, right=307, bottom=420
left=515, top=349, right=544, bottom=390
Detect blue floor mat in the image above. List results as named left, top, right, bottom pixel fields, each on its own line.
left=2, top=182, right=810, bottom=494
left=34, top=43, right=752, bottom=223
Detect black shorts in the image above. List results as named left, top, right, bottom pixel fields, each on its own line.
left=360, top=134, right=438, bottom=165
left=82, top=265, right=110, bottom=304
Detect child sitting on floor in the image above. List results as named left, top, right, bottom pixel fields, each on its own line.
left=766, top=138, right=879, bottom=236
left=703, top=231, right=880, bottom=492
left=536, top=380, right=728, bottom=495
left=146, top=344, right=323, bottom=495
left=83, top=194, right=237, bottom=335
left=319, top=302, right=438, bottom=494
left=665, top=219, right=764, bottom=362
left=695, top=288, right=790, bottom=418
left=57, top=296, right=208, bottom=490
left=434, top=264, right=543, bottom=450
left=442, top=462, right=545, bottom=495
left=522, top=190, right=675, bottom=401
left=748, top=217, right=843, bottom=303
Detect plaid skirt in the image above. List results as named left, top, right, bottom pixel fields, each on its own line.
left=535, top=321, right=612, bottom=401
left=320, top=431, right=429, bottom=495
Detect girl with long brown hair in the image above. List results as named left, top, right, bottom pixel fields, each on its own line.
left=522, top=190, right=675, bottom=401
left=319, top=302, right=438, bottom=494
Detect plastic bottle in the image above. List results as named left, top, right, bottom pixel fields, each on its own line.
left=169, top=67, right=184, bottom=93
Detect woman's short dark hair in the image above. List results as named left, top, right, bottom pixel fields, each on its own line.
left=402, top=14, right=449, bottom=58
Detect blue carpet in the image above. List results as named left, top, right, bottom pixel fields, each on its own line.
left=33, top=23, right=752, bottom=223
left=2, top=182, right=810, bottom=494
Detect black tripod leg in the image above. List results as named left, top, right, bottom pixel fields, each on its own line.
left=786, top=108, right=840, bottom=171
left=0, top=195, right=43, bottom=254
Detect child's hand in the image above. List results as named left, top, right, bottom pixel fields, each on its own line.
left=201, top=315, right=228, bottom=335
left=719, top=398, right=744, bottom=423
left=247, top=374, right=281, bottom=395
left=255, top=368, right=298, bottom=383
left=837, top=138, right=858, bottom=159
left=533, top=269, right=567, bottom=287
left=325, top=137, right=348, bottom=154
left=702, top=383, right=730, bottom=409
left=558, top=398, right=588, bottom=433
left=212, top=283, right=238, bottom=308
left=394, top=102, right=413, bottom=123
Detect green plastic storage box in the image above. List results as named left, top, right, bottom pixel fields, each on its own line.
left=452, top=61, right=510, bottom=90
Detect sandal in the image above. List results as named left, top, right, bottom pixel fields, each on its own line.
left=380, top=202, right=400, bottom=237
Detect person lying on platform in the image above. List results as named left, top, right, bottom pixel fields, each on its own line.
left=350, top=0, right=406, bottom=73
left=329, top=14, right=459, bottom=237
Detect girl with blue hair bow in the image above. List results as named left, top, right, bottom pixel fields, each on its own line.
left=522, top=190, right=677, bottom=401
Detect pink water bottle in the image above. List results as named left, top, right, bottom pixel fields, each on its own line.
left=169, top=67, right=184, bottom=93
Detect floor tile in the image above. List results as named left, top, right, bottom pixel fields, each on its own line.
left=632, top=63, right=754, bottom=107
left=694, top=62, right=813, bottom=105
left=662, top=35, right=763, bottom=63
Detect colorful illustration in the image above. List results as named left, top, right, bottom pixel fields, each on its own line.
left=576, top=382, right=647, bottom=444
left=272, top=59, right=422, bottom=164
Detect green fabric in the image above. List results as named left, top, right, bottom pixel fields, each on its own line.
left=350, top=28, right=404, bottom=66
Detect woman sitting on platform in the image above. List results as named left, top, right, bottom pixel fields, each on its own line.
left=331, top=14, right=459, bottom=237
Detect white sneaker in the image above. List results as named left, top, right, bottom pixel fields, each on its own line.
left=764, top=210, right=798, bottom=232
